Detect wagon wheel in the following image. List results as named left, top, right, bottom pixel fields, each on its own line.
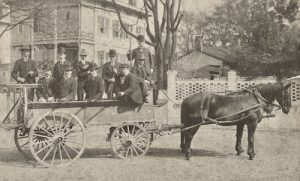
left=28, top=112, right=86, bottom=167
left=111, top=123, right=151, bottom=159
left=14, top=127, right=32, bottom=159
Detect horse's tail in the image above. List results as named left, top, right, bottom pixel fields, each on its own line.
left=180, top=99, right=189, bottom=150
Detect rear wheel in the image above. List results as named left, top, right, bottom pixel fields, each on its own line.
left=111, top=123, right=150, bottom=159
left=14, top=127, right=32, bottom=159
left=28, top=112, right=86, bottom=167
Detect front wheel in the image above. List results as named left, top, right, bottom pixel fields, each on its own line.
left=111, top=123, right=150, bottom=159
left=28, top=112, right=86, bottom=167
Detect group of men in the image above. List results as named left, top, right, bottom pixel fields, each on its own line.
left=10, top=35, right=155, bottom=106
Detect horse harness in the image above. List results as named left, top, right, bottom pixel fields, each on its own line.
left=189, top=88, right=280, bottom=126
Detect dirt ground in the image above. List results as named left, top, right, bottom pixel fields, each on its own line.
left=0, top=126, right=299, bottom=181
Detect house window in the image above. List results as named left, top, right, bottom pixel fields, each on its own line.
left=18, top=24, right=23, bottom=34
left=121, top=24, right=133, bottom=39
left=129, top=0, right=137, bottom=7
left=112, top=20, right=120, bottom=38
left=97, top=51, right=105, bottom=65
left=98, top=16, right=109, bottom=34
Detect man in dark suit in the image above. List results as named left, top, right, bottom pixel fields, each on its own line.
left=130, top=53, right=151, bottom=103
left=85, top=63, right=104, bottom=101
left=50, top=64, right=77, bottom=101
left=11, top=45, right=38, bottom=101
left=127, top=35, right=154, bottom=75
left=102, top=49, right=121, bottom=99
left=52, top=47, right=72, bottom=81
left=74, top=49, right=93, bottom=101
left=36, top=64, right=55, bottom=102
left=117, top=64, right=143, bottom=105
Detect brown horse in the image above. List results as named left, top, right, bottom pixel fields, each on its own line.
left=180, top=83, right=291, bottom=160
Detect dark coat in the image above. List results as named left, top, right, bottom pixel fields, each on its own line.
left=36, top=77, right=55, bottom=100
left=102, top=61, right=122, bottom=92
left=130, top=65, right=150, bottom=81
left=52, top=61, right=73, bottom=81
left=74, top=61, right=93, bottom=81
left=85, top=75, right=104, bottom=100
left=50, top=76, right=78, bottom=101
left=11, top=58, right=38, bottom=83
left=127, top=47, right=153, bottom=73
left=122, top=73, right=143, bottom=104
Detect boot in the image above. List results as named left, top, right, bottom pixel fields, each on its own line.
left=153, top=87, right=159, bottom=105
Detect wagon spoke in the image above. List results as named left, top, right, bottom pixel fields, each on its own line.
left=58, top=144, right=63, bottom=164
left=52, top=113, right=58, bottom=134
left=64, top=143, right=80, bottom=154
left=20, top=141, right=29, bottom=148
left=125, top=147, right=129, bottom=158
left=32, top=133, right=52, bottom=139
left=64, top=133, right=84, bottom=138
left=35, top=142, right=53, bottom=155
left=121, top=127, right=127, bottom=136
left=36, top=125, right=54, bottom=137
left=133, top=144, right=144, bottom=152
left=43, top=117, right=55, bottom=135
left=132, top=146, right=139, bottom=156
left=42, top=145, right=54, bottom=161
left=133, top=129, right=142, bottom=138
left=59, top=114, right=64, bottom=131
left=60, top=143, right=71, bottom=160
left=65, top=140, right=83, bottom=146
left=32, top=140, right=51, bottom=146
left=51, top=145, right=58, bottom=165
left=61, top=117, right=74, bottom=133
left=131, top=125, right=136, bottom=135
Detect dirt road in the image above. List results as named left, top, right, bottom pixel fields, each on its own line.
left=0, top=126, right=299, bottom=181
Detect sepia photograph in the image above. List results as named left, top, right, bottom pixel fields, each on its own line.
left=0, top=0, right=299, bottom=180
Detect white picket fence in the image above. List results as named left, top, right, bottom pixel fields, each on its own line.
left=166, top=70, right=300, bottom=130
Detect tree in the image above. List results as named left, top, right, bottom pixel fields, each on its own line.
left=112, top=0, right=183, bottom=88
left=0, top=0, right=53, bottom=38
left=200, top=0, right=299, bottom=78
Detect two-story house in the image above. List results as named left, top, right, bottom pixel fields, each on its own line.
left=9, top=0, right=148, bottom=67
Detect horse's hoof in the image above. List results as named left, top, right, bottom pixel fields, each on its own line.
left=237, top=150, right=244, bottom=155
left=185, top=156, right=190, bottom=161
left=249, top=156, right=255, bottom=160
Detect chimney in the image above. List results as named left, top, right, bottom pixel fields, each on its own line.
left=194, top=35, right=202, bottom=52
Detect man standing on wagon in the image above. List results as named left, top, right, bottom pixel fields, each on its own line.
left=74, top=49, right=93, bottom=101
left=127, top=35, right=153, bottom=75
left=11, top=45, right=38, bottom=101
left=52, top=47, right=72, bottom=81
left=102, top=49, right=121, bottom=99
left=85, top=63, right=104, bottom=101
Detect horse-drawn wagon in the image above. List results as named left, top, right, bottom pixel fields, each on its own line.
left=0, top=82, right=292, bottom=167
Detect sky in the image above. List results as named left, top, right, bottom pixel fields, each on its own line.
left=182, top=0, right=224, bottom=15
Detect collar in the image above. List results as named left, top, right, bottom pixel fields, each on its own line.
left=80, top=60, right=85, bottom=65
left=23, top=57, right=29, bottom=62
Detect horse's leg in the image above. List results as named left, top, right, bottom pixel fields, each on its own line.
left=183, top=124, right=200, bottom=160
left=247, top=121, right=257, bottom=160
left=235, top=122, right=245, bottom=155
left=180, top=130, right=186, bottom=152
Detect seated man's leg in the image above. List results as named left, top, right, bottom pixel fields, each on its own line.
left=139, top=82, right=149, bottom=103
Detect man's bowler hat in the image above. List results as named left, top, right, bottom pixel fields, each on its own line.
left=58, top=47, right=66, bottom=54
left=137, top=35, right=145, bottom=42
left=20, top=45, right=31, bottom=52
left=109, top=49, right=116, bottom=57
left=79, top=49, right=87, bottom=56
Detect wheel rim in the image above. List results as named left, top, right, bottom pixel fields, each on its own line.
left=29, top=112, right=86, bottom=167
left=14, top=127, right=32, bottom=159
left=111, top=123, right=150, bottom=159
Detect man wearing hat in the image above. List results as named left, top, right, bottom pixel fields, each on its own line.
left=117, top=64, right=143, bottom=105
left=127, top=35, right=154, bottom=75
left=11, top=45, right=38, bottom=101
left=102, top=49, right=121, bottom=99
left=130, top=53, right=151, bottom=103
left=85, top=63, right=104, bottom=101
left=36, top=64, right=55, bottom=102
left=51, top=64, right=77, bottom=101
left=74, top=49, right=93, bottom=101
left=52, top=47, right=72, bottom=81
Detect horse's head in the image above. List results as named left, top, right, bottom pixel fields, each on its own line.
left=275, top=83, right=291, bottom=114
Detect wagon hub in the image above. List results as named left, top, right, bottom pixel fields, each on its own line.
left=124, top=140, right=133, bottom=147
left=52, top=135, right=64, bottom=146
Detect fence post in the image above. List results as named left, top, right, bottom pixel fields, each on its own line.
left=167, top=70, right=177, bottom=124
left=228, top=70, right=237, bottom=92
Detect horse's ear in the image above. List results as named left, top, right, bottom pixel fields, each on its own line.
left=284, top=83, right=291, bottom=89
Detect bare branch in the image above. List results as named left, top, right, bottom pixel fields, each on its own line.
left=111, top=0, right=156, bottom=46
left=143, top=0, right=156, bottom=43
left=173, top=0, right=181, bottom=24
